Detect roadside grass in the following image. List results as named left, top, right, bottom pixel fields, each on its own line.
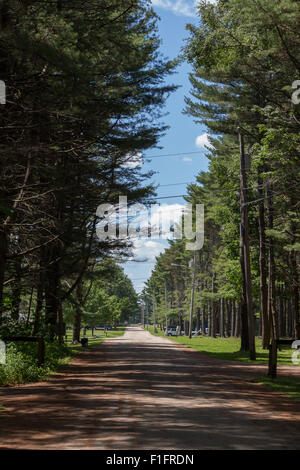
left=0, top=327, right=125, bottom=386
left=146, top=325, right=300, bottom=400
left=253, top=377, right=300, bottom=400
left=146, top=325, right=297, bottom=366
left=65, top=327, right=125, bottom=354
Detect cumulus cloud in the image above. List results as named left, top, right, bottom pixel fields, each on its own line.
left=124, top=203, right=188, bottom=292
left=122, top=152, right=143, bottom=169
left=149, top=203, right=185, bottom=239
left=133, top=239, right=167, bottom=261
left=195, top=133, right=213, bottom=149
left=151, top=0, right=218, bottom=17
left=151, top=0, right=197, bottom=17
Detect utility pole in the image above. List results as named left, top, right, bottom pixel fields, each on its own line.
left=188, top=250, right=196, bottom=339
left=239, top=127, right=256, bottom=360
left=141, top=302, right=145, bottom=328
left=164, top=280, right=168, bottom=332
left=152, top=295, right=157, bottom=333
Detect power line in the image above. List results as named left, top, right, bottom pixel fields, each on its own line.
left=243, top=182, right=300, bottom=207
left=149, top=195, right=187, bottom=200
left=158, top=182, right=191, bottom=187
left=145, top=151, right=205, bottom=159
left=153, top=173, right=299, bottom=195
left=143, top=182, right=299, bottom=205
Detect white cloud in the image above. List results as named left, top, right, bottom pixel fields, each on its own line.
left=151, top=0, right=218, bottom=17
left=133, top=239, right=167, bottom=261
left=151, top=0, right=197, bottom=17
left=148, top=203, right=185, bottom=239
left=123, top=203, right=187, bottom=292
left=122, top=152, right=143, bottom=169
left=195, top=132, right=213, bottom=149
left=183, top=156, right=192, bottom=162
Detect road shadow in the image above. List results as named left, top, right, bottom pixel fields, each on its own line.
left=0, top=332, right=299, bottom=449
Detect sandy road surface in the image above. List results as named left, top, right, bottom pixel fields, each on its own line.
left=0, top=326, right=299, bottom=450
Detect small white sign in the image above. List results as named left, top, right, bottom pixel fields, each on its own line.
left=292, top=80, right=300, bottom=105
left=0, top=340, right=6, bottom=365
left=291, top=340, right=300, bottom=365
left=0, top=80, right=6, bottom=105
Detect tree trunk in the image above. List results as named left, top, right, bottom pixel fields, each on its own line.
left=235, top=302, right=241, bottom=337
left=32, top=251, right=46, bottom=335
left=11, top=258, right=22, bottom=321
left=230, top=300, right=235, bottom=337
left=225, top=299, right=230, bottom=337
left=290, top=250, right=300, bottom=339
left=258, top=172, right=269, bottom=348
left=211, top=273, right=216, bottom=338
left=267, top=191, right=279, bottom=342
left=202, top=305, right=206, bottom=335
left=220, top=298, right=224, bottom=337
left=26, top=286, right=34, bottom=326
left=239, top=130, right=255, bottom=360
left=44, top=251, right=60, bottom=341
left=0, top=230, right=7, bottom=317
left=32, top=276, right=44, bottom=335
left=196, top=307, right=200, bottom=332
left=73, top=281, right=82, bottom=343
left=239, top=174, right=249, bottom=350
left=267, top=189, right=279, bottom=378
left=57, top=300, right=64, bottom=345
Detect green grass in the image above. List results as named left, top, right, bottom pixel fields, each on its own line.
left=65, top=327, right=125, bottom=354
left=0, top=327, right=126, bottom=386
left=146, top=326, right=300, bottom=400
left=146, top=325, right=299, bottom=366
left=253, top=377, right=300, bottom=400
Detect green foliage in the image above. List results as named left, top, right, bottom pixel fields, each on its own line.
left=0, top=341, right=70, bottom=385
left=0, top=1, right=176, bottom=343
left=145, top=0, right=300, bottom=343
left=64, top=260, right=139, bottom=328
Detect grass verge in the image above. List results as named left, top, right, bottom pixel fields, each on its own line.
left=145, top=325, right=298, bottom=366
left=146, top=326, right=300, bottom=400
left=65, top=327, right=125, bottom=354
left=253, top=377, right=300, bottom=400
left=0, top=327, right=125, bottom=386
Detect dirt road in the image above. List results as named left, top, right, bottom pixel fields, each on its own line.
left=0, top=327, right=299, bottom=449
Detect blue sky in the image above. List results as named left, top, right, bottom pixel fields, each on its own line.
left=123, top=0, right=210, bottom=293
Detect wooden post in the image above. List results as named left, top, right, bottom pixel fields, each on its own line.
left=141, top=303, right=145, bottom=328
left=188, top=250, right=196, bottom=339
left=239, top=128, right=256, bottom=360
left=37, top=338, right=45, bottom=367
left=164, top=280, right=168, bottom=332
left=153, top=296, right=157, bottom=333
left=210, top=272, right=216, bottom=338
left=267, top=186, right=279, bottom=375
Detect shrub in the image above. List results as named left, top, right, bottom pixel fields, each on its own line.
left=0, top=341, right=71, bottom=386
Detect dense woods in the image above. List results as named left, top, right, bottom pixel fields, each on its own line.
left=143, top=0, right=300, bottom=357
left=0, top=0, right=299, bottom=378
left=0, top=1, right=175, bottom=343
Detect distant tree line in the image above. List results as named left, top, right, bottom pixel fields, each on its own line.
left=143, top=0, right=300, bottom=354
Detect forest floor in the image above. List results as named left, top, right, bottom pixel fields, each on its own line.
left=0, top=326, right=299, bottom=450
